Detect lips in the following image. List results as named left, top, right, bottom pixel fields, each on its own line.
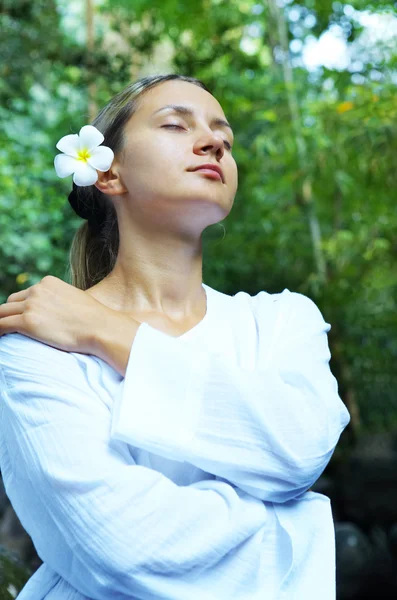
left=191, top=163, right=224, bottom=183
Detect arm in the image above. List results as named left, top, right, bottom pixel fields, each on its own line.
left=99, top=291, right=350, bottom=504
left=0, top=333, right=269, bottom=600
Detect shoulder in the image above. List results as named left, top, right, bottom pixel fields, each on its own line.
left=212, top=285, right=325, bottom=320
left=206, top=284, right=330, bottom=341
left=214, top=286, right=330, bottom=336
left=206, top=284, right=286, bottom=312
left=0, top=333, right=72, bottom=368
left=0, top=333, right=93, bottom=391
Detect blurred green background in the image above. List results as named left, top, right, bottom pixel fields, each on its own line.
left=1, top=0, right=397, bottom=596
left=2, top=0, right=396, bottom=438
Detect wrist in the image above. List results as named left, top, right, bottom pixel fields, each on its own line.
left=91, top=309, right=141, bottom=377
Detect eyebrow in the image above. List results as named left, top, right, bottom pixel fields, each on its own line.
left=152, top=104, right=234, bottom=134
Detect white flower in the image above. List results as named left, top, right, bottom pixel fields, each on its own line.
left=54, top=125, right=114, bottom=186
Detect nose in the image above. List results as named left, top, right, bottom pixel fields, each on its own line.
left=193, top=129, right=225, bottom=160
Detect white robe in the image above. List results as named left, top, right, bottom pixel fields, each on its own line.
left=0, top=284, right=350, bottom=599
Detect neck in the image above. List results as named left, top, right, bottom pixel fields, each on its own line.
left=87, top=233, right=205, bottom=321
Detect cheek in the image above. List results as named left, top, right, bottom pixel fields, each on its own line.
left=120, top=147, right=188, bottom=194
left=123, top=136, right=186, bottom=176
left=228, top=160, right=238, bottom=191
left=122, top=143, right=153, bottom=172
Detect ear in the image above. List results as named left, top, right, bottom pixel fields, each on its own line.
left=94, top=165, right=127, bottom=196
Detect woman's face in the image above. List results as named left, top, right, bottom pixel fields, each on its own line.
left=114, top=80, right=238, bottom=233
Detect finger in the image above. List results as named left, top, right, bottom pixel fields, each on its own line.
left=0, top=315, right=22, bottom=336
left=0, top=301, right=25, bottom=317
left=6, top=288, right=31, bottom=303
left=40, top=275, right=59, bottom=284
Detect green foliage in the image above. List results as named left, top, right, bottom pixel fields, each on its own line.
left=0, top=545, right=32, bottom=598
left=1, top=0, right=396, bottom=434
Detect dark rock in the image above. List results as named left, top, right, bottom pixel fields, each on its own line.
left=389, top=523, right=397, bottom=560
left=335, top=522, right=372, bottom=599
left=352, top=525, right=397, bottom=599
left=337, top=433, right=397, bottom=527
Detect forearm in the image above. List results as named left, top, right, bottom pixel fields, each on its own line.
left=92, top=311, right=141, bottom=377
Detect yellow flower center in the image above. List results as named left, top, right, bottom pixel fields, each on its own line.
left=77, top=148, right=91, bottom=162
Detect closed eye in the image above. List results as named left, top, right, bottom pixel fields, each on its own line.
left=162, top=125, right=232, bottom=150
left=162, top=124, right=185, bottom=130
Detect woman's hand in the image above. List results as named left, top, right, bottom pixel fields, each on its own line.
left=0, top=275, right=124, bottom=355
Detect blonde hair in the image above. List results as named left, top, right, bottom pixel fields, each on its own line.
left=67, top=74, right=210, bottom=290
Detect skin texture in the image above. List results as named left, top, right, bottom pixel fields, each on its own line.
left=0, top=80, right=238, bottom=373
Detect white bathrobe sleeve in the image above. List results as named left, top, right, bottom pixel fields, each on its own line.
left=111, top=291, right=350, bottom=503
left=0, top=333, right=269, bottom=600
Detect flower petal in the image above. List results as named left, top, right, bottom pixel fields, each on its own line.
left=72, top=162, right=98, bottom=186
left=79, top=125, right=104, bottom=151
left=87, top=146, right=114, bottom=171
left=56, top=134, right=80, bottom=156
left=54, top=154, right=79, bottom=178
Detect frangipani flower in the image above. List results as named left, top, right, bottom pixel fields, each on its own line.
left=54, top=125, right=114, bottom=186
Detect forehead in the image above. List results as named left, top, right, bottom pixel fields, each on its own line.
left=134, top=80, right=227, bottom=120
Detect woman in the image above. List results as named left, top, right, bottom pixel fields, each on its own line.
left=0, top=74, right=350, bottom=599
